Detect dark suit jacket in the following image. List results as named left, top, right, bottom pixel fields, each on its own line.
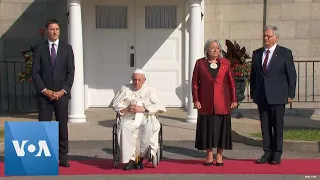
left=250, top=45, right=297, bottom=105
left=32, top=41, right=75, bottom=99
left=192, top=57, right=237, bottom=115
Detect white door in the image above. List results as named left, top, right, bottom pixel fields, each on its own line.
left=83, top=0, right=135, bottom=107
left=84, top=0, right=184, bottom=107
left=135, top=0, right=184, bottom=107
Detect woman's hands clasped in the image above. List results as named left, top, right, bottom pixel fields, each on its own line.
left=195, top=102, right=238, bottom=109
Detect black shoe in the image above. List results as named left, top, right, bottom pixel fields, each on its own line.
left=135, top=159, right=144, bottom=170
left=59, top=160, right=70, bottom=167
left=269, top=154, right=281, bottom=165
left=216, top=162, right=224, bottom=166
left=256, top=152, right=271, bottom=164
left=204, top=161, right=213, bottom=166
left=123, top=160, right=135, bottom=170
left=216, top=157, right=224, bottom=166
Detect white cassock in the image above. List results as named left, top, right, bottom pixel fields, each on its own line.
left=112, top=83, right=166, bottom=163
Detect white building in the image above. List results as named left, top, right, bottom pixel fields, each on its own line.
left=67, top=0, right=204, bottom=123
left=1, top=0, right=318, bottom=118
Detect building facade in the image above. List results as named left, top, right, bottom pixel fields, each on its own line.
left=0, top=0, right=319, bottom=122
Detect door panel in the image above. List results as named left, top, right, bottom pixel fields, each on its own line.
left=83, top=0, right=135, bottom=107
left=135, top=0, right=184, bottom=107
left=84, top=0, right=184, bottom=107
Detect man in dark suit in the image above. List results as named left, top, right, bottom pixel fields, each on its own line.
left=32, top=19, right=75, bottom=167
left=250, top=25, right=297, bottom=165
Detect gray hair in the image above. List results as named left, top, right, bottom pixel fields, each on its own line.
left=263, top=25, right=280, bottom=38
left=204, top=38, right=224, bottom=59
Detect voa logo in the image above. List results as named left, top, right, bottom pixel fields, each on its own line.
left=12, top=140, right=51, bottom=157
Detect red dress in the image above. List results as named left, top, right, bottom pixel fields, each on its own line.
left=192, top=57, right=237, bottom=150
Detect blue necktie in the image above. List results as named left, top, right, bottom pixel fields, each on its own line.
left=50, top=43, right=56, bottom=66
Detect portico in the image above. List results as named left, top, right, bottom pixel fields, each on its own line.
left=66, top=0, right=204, bottom=123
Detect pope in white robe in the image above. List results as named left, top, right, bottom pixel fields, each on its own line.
left=111, top=69, right=166, bottom=170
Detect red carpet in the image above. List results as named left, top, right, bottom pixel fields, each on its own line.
left=1, top=159, right=320, bottom=176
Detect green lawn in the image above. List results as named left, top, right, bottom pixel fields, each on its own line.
left=0, top=127, right=3, bottom=143
left=251, top=128, right=320, bottom=141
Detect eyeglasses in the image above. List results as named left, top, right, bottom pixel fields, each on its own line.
left=262, top=35, right=275, bottom=39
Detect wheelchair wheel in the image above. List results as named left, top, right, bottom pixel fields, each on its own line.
left=112, top=123, right=121, bottom=169
left=156, top=148, right=160, bottom=165
left=159, top=123, right=163, bottom=160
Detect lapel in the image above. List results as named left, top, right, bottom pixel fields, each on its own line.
left=202, top=58, right=217, bottom=80
left=54, top=43, right=63, bottom=69
left=44, top=42, right=53, bottom=68
left=215, top=58, right=225, bottom=79
left=265, top=45, right=280, bottom=74
left=203, top=59, right=214, bottom=79
left=256, top=48, right=265, bottom=75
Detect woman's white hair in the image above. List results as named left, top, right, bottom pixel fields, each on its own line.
left=204, top=38, right=224, bottom=59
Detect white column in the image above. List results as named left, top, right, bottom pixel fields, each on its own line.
left=68, top=0, right=86, bottom=123
left=186, top=0, right=202, bottom=123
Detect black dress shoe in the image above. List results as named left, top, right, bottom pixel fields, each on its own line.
left=269, top=159, right=281, bottom=165
left=256, top=153, right=271, bottom=164
left=204, top=161, right=213, bottom=166
left=269, top=155, right=281, bottom=165
left=216, top=162, right=224, bottom=166
left=123, top=160, right=135, bottom=170
left=135, top=159, right=144, bottom=170
left=59, top=160, right=70, bottom=167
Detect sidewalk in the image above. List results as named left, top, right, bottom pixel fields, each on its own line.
left=1, top=108, right=320, bottom=152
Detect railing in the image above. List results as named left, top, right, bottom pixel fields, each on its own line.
left=0, top=61, right=37, bottom=112
left=0, top=60, right=319, bottom=112
left=242, top=60, right=320, bottom=104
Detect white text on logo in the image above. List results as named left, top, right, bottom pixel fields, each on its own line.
left=12, top=140, right=51, bottom=157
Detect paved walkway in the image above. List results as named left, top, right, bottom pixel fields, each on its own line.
left=1, top=108, right=319, bottom=143
left=0, top=108, right=320, bottom=180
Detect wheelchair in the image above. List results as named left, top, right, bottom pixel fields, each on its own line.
left=112, top=113, right=163, bottom=169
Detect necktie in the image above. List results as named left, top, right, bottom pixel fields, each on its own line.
left=50, top=43, right=56, bottom=66
left=263, top=49, right=270, bottom=72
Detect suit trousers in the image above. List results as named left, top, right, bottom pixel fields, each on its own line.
left=37, top=95, right=69, bottom=161
left=257, top=98, right=285, bottom=156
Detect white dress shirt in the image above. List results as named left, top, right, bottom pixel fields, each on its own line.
left=262, top=43, right=277, bottom=69
left=48, top=39, right=59, bottom=55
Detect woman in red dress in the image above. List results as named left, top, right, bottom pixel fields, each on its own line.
left=192, top=38, right=238, bottom=166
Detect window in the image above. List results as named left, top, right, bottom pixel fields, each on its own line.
left=145, top=6, right=177, bottom=29
left=96, top=5, right=127, bottom=29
